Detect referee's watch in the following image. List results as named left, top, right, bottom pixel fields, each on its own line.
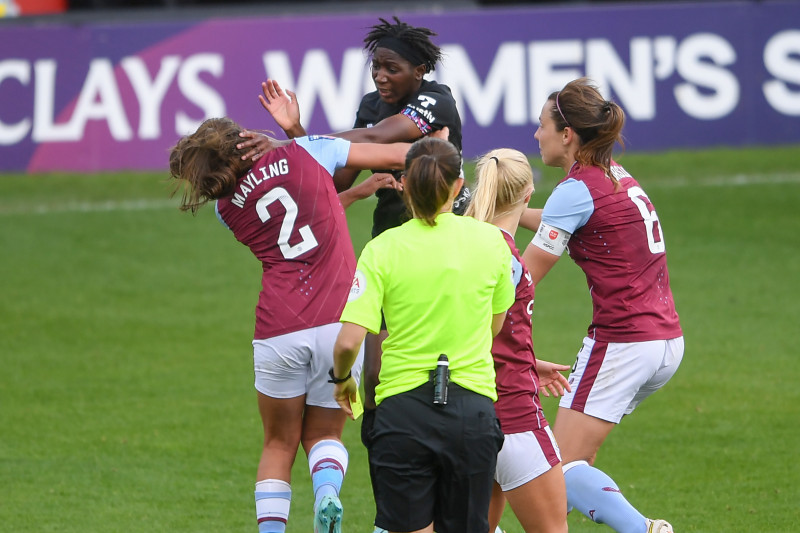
left=328, top=367, right=352, bottom=384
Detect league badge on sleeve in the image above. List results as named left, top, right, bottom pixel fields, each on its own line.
left=348, top=270, right=367, bottom=302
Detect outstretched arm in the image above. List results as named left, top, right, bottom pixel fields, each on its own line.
left=240, top=83, right=421, bottom=159
left=337, top=126, right=451, bottom=208
left=345, top=142, right=408, bottom=171
left=344, top=126, right=450, bottom=171
left=241, top=78, right=453, bottom=160
left=339, top=173, right=400, bottom=210
left=332, top=113, right=423, bottom=144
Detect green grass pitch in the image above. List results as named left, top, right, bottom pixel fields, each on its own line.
left=1, top=144, right=798, bottom=532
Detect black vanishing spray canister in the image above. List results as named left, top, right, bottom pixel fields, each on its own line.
left=433, top=354, right=449, bottom=405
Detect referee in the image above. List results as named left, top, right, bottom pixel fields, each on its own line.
left=331, top=137, right=514, bottom=533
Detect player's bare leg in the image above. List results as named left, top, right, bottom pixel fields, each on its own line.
left=552, top=407, right=612, bottom=466
left=504, top=464, right=568, bottom=533
left=488, top=482, right=506, bottom=532
left=300, top=405, right=347, bottom=454
left=257, top=392, right=306, bottom=480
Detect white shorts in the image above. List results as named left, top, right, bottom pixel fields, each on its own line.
left=494, top=427, right=561, bottom=491
left=253, top=322, right=364, bottom=409
left=559, top=336, right=684, bottom=423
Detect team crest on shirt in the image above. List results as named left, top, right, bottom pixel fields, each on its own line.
left=348, top=270, right=367, bottom=302
left=548, top=229, right=559, bottom=240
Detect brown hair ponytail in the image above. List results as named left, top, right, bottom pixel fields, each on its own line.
left=402, top=137, right=462, bottom=226
left=548, top=78, right=625, bottom=179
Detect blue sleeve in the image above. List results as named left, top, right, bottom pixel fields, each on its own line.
left=510, top=255, right=523, bottom=289
left=295, top=136, right=351, bottom=176
left=215, top=201, right=230, bottom=230
left=541, top=178, right=594, bottom=234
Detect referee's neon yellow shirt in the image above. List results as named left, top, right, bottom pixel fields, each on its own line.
left=341, top=213, right=514, bottom=405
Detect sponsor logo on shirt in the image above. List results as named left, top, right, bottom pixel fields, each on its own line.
left=348, top=270, right=367, bottom=302
left=417, top=95, right=437, bottom=108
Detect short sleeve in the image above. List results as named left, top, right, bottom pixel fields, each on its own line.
left=402, top=91, right=458, bottom=136
left=541, top=178, right=594, bottom=234
left=339, top=241, right=385, bottom=334
left=510, top=255, right=523, bottom=288
left=295, top=136, right=351, bottom=176
left=214, top=200, right=230, bottom=230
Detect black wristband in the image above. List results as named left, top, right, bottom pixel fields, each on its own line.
left=328, top=367, right=352, bottom=384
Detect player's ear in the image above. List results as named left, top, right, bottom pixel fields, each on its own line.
left=562, top=127, right=575, bottom=145
left=451, top=177, right=465, bottom=198
left=524, top=189, right=533, bottom=204
left=413, top=64, right=426, bottom=81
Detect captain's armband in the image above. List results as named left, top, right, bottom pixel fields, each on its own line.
left=530, top=222, right=571, bottom=257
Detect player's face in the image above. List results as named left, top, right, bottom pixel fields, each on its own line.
left=534, top=100, right=568, bottom=169
left=371, top=48, right=422, bottom=105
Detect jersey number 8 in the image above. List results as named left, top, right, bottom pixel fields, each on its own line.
left=627, top=186, right=665, bottom=254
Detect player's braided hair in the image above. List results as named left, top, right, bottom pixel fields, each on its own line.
left=364, top=16, right=442, bottom=73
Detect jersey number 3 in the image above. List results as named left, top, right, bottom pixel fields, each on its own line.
left=256, top=187, right=319, bottom=259
left=627, top=186, right=665, bottom=254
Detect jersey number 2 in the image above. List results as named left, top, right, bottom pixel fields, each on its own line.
left=627, top=186, right=665, bottom=254
left=256, top=187, right=319, bottom=259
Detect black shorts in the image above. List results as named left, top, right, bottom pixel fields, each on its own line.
left=369, top=381, right=504, bottom=533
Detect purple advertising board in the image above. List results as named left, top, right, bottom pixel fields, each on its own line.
left=0, top=1, right=798, bottom=172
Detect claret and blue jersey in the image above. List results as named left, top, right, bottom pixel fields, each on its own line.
left=215, top=136, right=357, bottom=341
left=541, top=161, right=682, bottom=342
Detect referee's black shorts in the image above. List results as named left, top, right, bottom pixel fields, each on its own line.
left=369, top=380, right=504, bottom=533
